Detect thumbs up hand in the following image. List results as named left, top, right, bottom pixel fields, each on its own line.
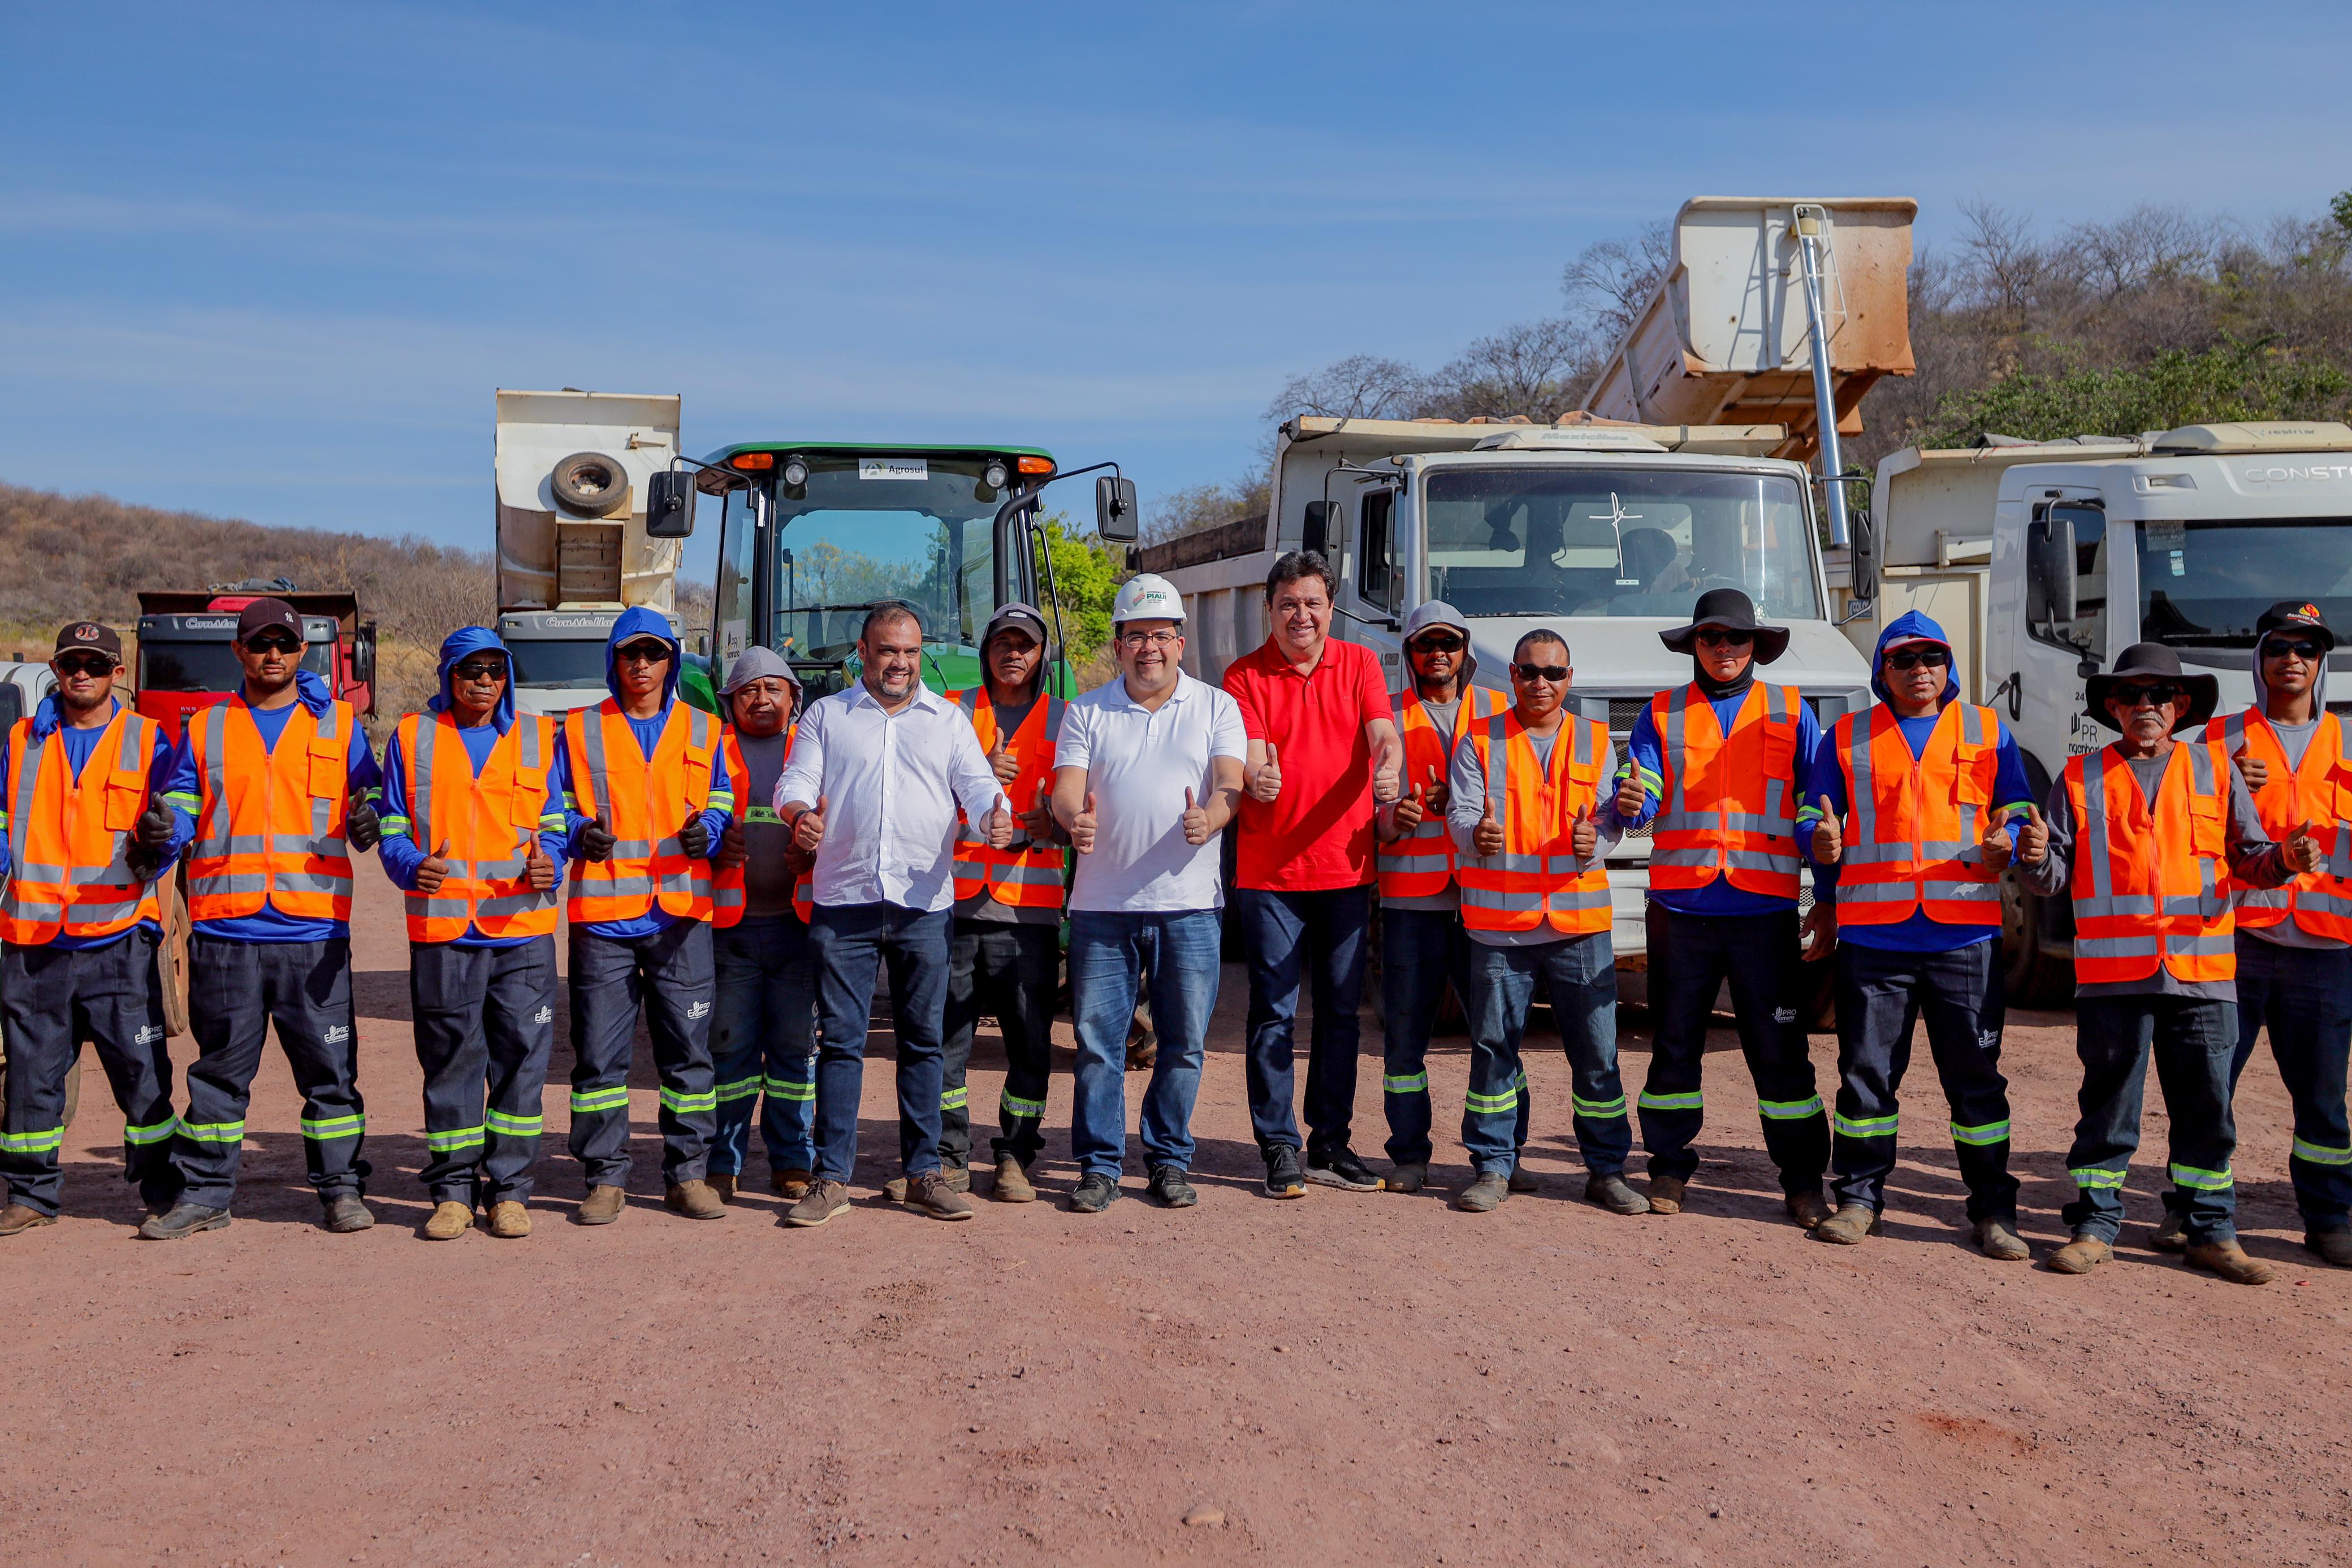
left=1809, top=795, right=1843, bottom=864
left=1249, top=742, right=1283, bottom=803
left=1182, top=787, right=1212, bottom=846
left=1071, top=791, right=1099, bottom=855
left=345, top=797, right=382, bottom=852
left=1473, top=791, right=1504, bottom=857
left=677, top=813, right=712, bottom=860
left=580, top=815, right=616, bottom=863
left=1979, top=806, right=2015, bottom=874
left=714, top=819, right=747, bottom=872
left=2286, top=818, right=2328, bottom=876
left=987, top=726, right=1021, bottom=786
left=1393, top=782, right=1426, bottom=831
left=525, top=838, right=557, bottom=892
left=983, top=797, right=1015, bottom=850
left=1423, top=763, right=1449, bottom=817
left=1571, top=802, right=1598, bottom=861
left=135, top=796, right=176, bottom=848
left=1372, top=748, right=1401, bottom=807
left=414, top=837, right=455, bottom=895
left=2016, top=802, right=2050, bottom=866
left=1614, top=766, right=1645, bottom=820
left=793, top=796, right=828, bottom=852
left=1019, top=782, right=1054, bottom=841
left=2233, top=743, right=2269, bottom=792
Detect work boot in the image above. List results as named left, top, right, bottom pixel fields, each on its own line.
left=784, top=1180, right=850, bottom=1228
left=0, top=1203, right=56, bottom=1237
left=1974, top=1217, right=2030, bottom=1262
left=577, top=1184, right=627, bottom=1225
left=321, top=1193, right=374, bottom=1233
left=942, top=1162, right=972, bottom=1194
left=2047, top=1231, right=2113, bottom=1275
left=1305, top=1147, right=1382, bottom=1191
left=905, top=1171, right=975, bottom=1222
left=1385, top=1160, right=1428, bottom=1195
left=486, top=1201, right=531, bottom=1239
left=1507, top=1163, right=1540, bottom=1195
left=665, top=1180, right=727, bottom=1220
left=1067, top=1172, right=1121, bottom=1214
left=883, top=1176, right=909, bottom=1203
left=422, top=1200, right=473, bottom=1241
left=1263, top=1146, right=1306, bottom=1200
left=2184, top=1238, right=2275, bottom=1286
left=137, top=1201, right=230, bottom=1240
left=991, top=1155, right=1036, bottom=1204
left=1585, top=1172, right=1650, bottom=1215
left=2150, top=1207, right=2188, bottom=1254
left=1148, top=1165, right=1197, bottom=1209
left=2303, top=1227, right=2352, bottom=1267
left=1811, top=1202, right=1882, bottom=1245
left=1647, top=1174, right=1687, bottom=1215
left=771, top=1168, right=814, bottom=1202
left=707, top=1173, right=737, bottom=1204
left=1455, top=1172, right=1510, bottom=1212
left=1784, top=1189, right=1832, bottom=1229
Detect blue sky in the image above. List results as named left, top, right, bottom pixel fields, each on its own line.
left=4, top=0, right=2349, bottom=591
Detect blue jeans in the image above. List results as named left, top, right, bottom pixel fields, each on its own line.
left=1069, top=909, right=1223, bottom=1179
left=1381, top=907, right=1479, bottom=1166
left=2065, top=994, right=2238, bottom=1245
left=2191, top=937, right=2352, bottom=1227
left=1462, top=932, right=1630, bottom=1176
left=1235, top=885, right=1371, bottom=1160
left=709, top=915, right=818, bottom=1179
left=807, top=902, right=951, bottom=1183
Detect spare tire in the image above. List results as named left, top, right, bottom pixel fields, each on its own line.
left=551, top=451, right=630, bottom=516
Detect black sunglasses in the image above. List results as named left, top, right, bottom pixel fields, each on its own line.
left=54, top=654, right=116, bottom=677
left=2264, top=638, right=2325, bottom=661
left=244, top=634, right=301, bottom=653
left=1512, top=663, right=1570, bottom=682
left=1694, top=628, right=1753, bottom=647
left=1885, top=647, right=1951, bottom=672
left=2112, top=682, right=2185, bottom=708
left=1409, top=634, right=1465, bottom=654
left=451, top=661, right=508, bottom=682
left=615, top=643, right=672, bottom=664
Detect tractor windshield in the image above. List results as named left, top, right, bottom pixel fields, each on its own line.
left=762, top=457, right=1007, bottom=662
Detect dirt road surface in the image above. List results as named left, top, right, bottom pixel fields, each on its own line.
left=6, top=873, right=2350, bottom=1566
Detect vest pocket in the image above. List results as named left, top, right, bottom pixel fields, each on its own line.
left=103, top=781, right=145, bottom=832
left=308, top=739, right=343, bottom=797
left=2189, top=800, right=2226, bottom=857
left=1953, top=743, right=1994, bottom=805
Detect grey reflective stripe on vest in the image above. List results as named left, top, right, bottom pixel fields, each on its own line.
left=0, top=715, right=148, bottom=924
left=1459, top=713, right=1611, bottom=917
left=405, top=714, right=555, bottom=927
left=952, top=689, right=1065, bottom=863
left=187, top=704, right=250, bottom=904
left=1651, top=686, right=1798, bottom=873
left=2076, top=743, right=2228, bottom=959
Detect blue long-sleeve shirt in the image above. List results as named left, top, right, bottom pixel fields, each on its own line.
left=157, top=697, right=383, bottom=943
left=552, top=706, right=732, bottom=939
left=1614, top=685, right=1824, bottom=916
left=377, top=719, right=569, bottom=948
left=0, top=699, right=191, bottom=950
left=1796, top=709, right=2036, bottom=952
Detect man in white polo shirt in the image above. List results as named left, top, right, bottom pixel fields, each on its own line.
left=1052, top=575, right=1247, bottom=1214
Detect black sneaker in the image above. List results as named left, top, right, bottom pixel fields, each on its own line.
left=137, top=1201, right=231, bottom=1241
left=1067, top=1172, right=1121, bottom=1213
left=1263, top=1146, right=1306, bottom=1199
left=1305, top=1147, right=1381, bottom=1191
left=1148, top=1165, right=1197, bottom=1208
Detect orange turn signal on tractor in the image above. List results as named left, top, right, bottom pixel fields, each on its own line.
left=1017, top=455, right=1054, bottom=475
left=730, top=452, right=776, bottom=470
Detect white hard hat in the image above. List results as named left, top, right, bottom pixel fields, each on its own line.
left=1112, top=573, right=1186, bottom=626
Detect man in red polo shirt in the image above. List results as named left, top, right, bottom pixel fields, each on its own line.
left=1224, top=549, right=1402, bottom=1197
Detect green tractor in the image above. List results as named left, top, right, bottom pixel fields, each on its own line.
left=646, top=444, right=1136, bottom=711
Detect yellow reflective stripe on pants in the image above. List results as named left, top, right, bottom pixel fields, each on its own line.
left=485, top=1110, right=543, bottom=1136
left=1572, top=1094, right=1627, bottom=1118
left=1832, top=1112, right=1897, bottom=1138
left=425, top=1125, right=486, bottom=1152
left=1758, top=1097, right=1823, bottom=1120
left=178, top=1119, right=247, bottom=1143
left=714, top=1076, right=762, bottom=1103
left=2292, top=1137, right=2352, bottom=1165
left=941, top=1086, right=969, bottom=1111
left=301, top=1113, right=366, bottom=1140
left=659, top=1087, right=717, bottom=1115
left=571, top=1086, right=630, bottom=1114
left=122, top=1115, right=181, bottom=1146
left=1950, top=1120, right=2010, bottom=1146
left=2070, top=1166, right=2127, bottom=1189
left=0, top=1126, right=64, bottom=1154
left=764, top=1076, right=815, bottom=1102
left=1640, top=1090, right=1703, bottom=1112
left=1384, top=1072, right=1430, bottom=1095
left=2168, top=1162, right=2233, bottom=1191
left=1000, top=1090, right=1044, bottom=1117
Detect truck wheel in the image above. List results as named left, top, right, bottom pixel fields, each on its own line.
left=551, top=451, right=630, bottom=516
left=2000, top=872, right=2072, bottom=1008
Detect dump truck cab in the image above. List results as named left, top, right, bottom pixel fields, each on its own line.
left=133, top=586, right=376, bottom=743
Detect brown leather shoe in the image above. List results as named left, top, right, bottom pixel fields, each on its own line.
left=0, top=1202, right=57, bottom=1237
left=2048, top=1231, right=2112, bottom=1274
left=486, top=1201, right=531, bottom=1239
left=665, top=1180, right=727, bottom=1220
left=883, top=1176, right=909, bottom=1203
left=992, top=1155, right=1036, bottom=1203
left=771, top=1168, right=814, bottom=1202
left=707, top=1173, right=737, bottom=1204
left=577, top=1184, right=627, bottom=1225
left=1647, top=1174, right=1687, bottom=1215
left=1974, top=1217, right=2030, bottom=1262
left=1785, top=1189, right=1832, bottom=1229
left=2185, top=1238, right=2275, bottom=1285
left=942, top=1163, right=972, bottom=1194
left=785, top=1179, right=850, bottom=1228
left=422, top=1199, right=473, bottom=1241
left=1810, top=1202, right=1880, bottom=1244
left=905, top=1171, right=975, bottom=1221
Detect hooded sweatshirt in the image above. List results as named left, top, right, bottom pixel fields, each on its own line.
left=0, top=690, right=188, bottom=950
left=376, top=627, right=568, bottom=947
left=1796, top=610, right=2035, bottom=954
left=2237, top=629, right=2337, bottom=951
left=550, top=606, right=733, bottom=940
left=158, top=667, right=383, bottom=943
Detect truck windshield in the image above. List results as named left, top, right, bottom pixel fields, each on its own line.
left=2136, top=518, right=2352, bottom=647
left=1423, top=467, right=1819, bottom=621
left=505, top=640, right=611, bottom=689
left=768, top=457, right=1004, bottom=660
left=140, top=640, right=333, bottom=691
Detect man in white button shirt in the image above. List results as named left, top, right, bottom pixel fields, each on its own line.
left=772, top=603, right=1013, bottom=1226
left=1051, top=575, right=1246, bottom=1214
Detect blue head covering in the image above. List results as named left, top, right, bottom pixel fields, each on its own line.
left=1870, top=609, right=1961, bottom=711
left=429, top=626, right=518, bottom=734
left=604, top=606, right=681, bottom=708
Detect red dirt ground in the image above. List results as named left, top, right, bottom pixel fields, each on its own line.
left=5, top=873, right=2350, bottom=1566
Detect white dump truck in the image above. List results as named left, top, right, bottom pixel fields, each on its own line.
left=1844, top=419, right=2352, bottom=1001
left=493, top=389, right=686, bottom=714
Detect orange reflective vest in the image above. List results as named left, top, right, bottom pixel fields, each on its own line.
left=1827, top=702, right=2006, bottom=929
left=2208, top=708, right=2352, bottom=942
left=562, top=700, right=719, bottom=925
left=948, top=687, right=1066, bottom=910
left=0, top=704, right=164, bottom=945
left=712, top=721, right=807, bottom=930
left=185, top=697, right=358, bottom=923
left=1377, top=685, right=1502, bottom=900
left=1648, top=682, right=1805, bottom=899
left=1456, top=708, right=1613, bottom=936
left=391, top=711, right=560, bottom=943
left=2064, top=736, right=2236, bottom=985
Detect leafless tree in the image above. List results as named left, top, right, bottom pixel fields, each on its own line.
left=1560, top=220, right=1672, bottom=341
left=1264, top=354, right=1424, bottom=422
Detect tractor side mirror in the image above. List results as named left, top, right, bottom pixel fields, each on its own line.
left=1095, top=475, right=1139, bottom=543
left=646, top=470, right=698, bottom=539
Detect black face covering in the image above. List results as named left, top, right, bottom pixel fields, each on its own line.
left=1692, top=653, right=1754, bottom=701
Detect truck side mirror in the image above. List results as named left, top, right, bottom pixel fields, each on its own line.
left=1095, top=475, right=1139, bottom=543
left=2030, top=508, right=2078, bottom=630
left=1847, top=509, right=1878, bottom=608
left=1302, top=499, right=1341, bottom=558
left=352, top=621, right=378, bottom=710
left=646, top=470, right=698, bottom=539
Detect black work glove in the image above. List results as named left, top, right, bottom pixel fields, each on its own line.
left=345, top=798, right=382, bottom=852
left=135, top=797, right=176, bottom=849
left=124, top=843, right=165, bottom=883
left=677, top=814, right=711, bottom=860
left=580, top=816, right=616, bottom=864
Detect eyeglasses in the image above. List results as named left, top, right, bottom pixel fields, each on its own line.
left=2264, top=638, right=2325, bottom=661
left=615, top=643, right=672, bottom=664
left=244, top=634, right=301, bottom=654
left=53, top=655, right=115, bottom=677
left=451, top=661, right=508, bottom=682
left=1884, top=647, right=1951, bottom=672
left=1408, top=635, right=1465, bottom=654
left=1119, top=630, right=1181, bottom=649
left=1512, top=663, right=1570, bottom=682
left=2112, top=683, right=2185, bottom=709
left=1694, top=629, right=1753, bottom=648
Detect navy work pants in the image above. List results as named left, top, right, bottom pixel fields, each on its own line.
left=1462, top=931, right=1629, bottom=1176
left=2065, top=994, right=2238, bottom=1245
left=567, top=921, right=717, bottom=1190
left=1380, top=907, right=1481, bottom=1167
left=710, top=914, right=818, bottom=1179
left=412, top=935, right=557, bottom=1206
left=0, top=931, right=178, bottom=1216
left=937, top=919, right=1060, bottom=1171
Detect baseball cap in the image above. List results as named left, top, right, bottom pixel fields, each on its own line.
left=53, top=621, right=123, bottom=663
left=2255, top=600, right=2336, bottom=653
left=1112, top=574, right=1184, bottom=626
left=235, top=599, right=305, bottom=644
left=982, top=601, right=1050, bottom=651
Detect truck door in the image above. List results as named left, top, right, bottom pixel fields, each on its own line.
left=2010, top=492, right=2118, bottom=765
left=1343, top=486, right=1405, bottom=690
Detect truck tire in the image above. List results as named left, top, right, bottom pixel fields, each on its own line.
left=551, top=451, right=630, bottom=517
